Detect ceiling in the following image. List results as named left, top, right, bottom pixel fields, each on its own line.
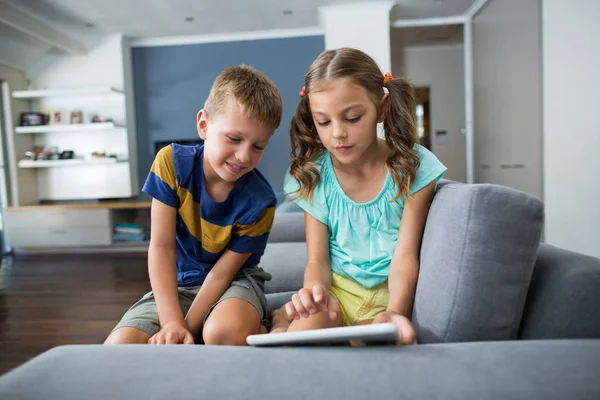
left=0, top=0, right=476, bottom=73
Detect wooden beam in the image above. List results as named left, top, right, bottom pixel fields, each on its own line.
left=0, top=1, right=86, bottom=55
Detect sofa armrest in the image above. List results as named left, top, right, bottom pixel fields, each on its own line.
left=519, top=243, right=600, bottom=339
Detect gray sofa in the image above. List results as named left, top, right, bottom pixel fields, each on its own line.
left=1, top=180, right=600, bottom=399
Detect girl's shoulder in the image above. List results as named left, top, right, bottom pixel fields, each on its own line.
left=408, top=144, right=448, bottom=195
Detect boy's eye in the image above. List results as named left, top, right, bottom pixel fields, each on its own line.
left=228, top=136, right=241, bottom=143
left=316, top=121, right=330, bottom=127
left=253, top=145, right=265, bottom=151
left=347, top=116, right=361, bottom=123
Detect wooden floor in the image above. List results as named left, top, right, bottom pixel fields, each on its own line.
left=0, top=253, right=150, bottom=375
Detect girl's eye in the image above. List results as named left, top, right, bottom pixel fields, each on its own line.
left=347, top=116, right=361, bottom=123
left=316, top=121, right=330, bottom=126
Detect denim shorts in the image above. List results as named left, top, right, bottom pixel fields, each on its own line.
left=111, top=266, right=271, bottom=337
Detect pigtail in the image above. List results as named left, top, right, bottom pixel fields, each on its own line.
left=289, top=94, right=326, bottom=201
left=384, top=78, right=419, bottom=202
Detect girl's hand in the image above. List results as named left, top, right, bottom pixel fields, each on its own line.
left=372, top=311, right=418, bottom=345
left=148, top=321, right=195, bottom=345
left=284, top=284, right=340, bottom=321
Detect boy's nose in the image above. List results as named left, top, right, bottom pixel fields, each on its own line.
left=235, top=149, right=251, bottom=164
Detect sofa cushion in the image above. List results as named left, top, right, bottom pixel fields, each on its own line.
left=268, top=212, right=306, bottom=243
left=260, top=242, right=306, bottom=294
left=2, top=341, right=599, bottom=399
left=519, top=243, right=600, bottom=339
left=412, top=181, right=544, bottom=343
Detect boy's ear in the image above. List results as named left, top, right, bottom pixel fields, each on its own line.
left=197, top=109, right=209, bottom=140
left=377, top=93, right=389, bottom=123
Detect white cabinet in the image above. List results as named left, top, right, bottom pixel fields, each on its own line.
left=4, top=209, right=112, bottom=247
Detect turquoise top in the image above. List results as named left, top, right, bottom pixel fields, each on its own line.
left=284, top=145, right=447, bottom=288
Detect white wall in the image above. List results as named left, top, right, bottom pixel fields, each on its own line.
left=393, top=44, right=466, bottom=182
left=472, top=0, right=543, bottom=200
left=319, top=1, right=394, bottom=73
left=543, top=0, right=600, bottom=258
left=0, top=63, right=36, bottom=206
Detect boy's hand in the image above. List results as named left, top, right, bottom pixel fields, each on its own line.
left=372, top=311, right=417, bottom=345
left=284, top=284, right=340, bottom=321
left=148, top=320, right=195, bottom=345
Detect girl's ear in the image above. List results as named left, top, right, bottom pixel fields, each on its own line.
left=377, top=93, right=389, bottom=123
left=197, top=109, right=209, bottom=140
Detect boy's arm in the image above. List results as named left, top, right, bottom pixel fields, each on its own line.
left=184, top=250, right=251, bottom=336
left=148, top=198, right=188, bottom=330
left=185, top=204, right=276, bottom=336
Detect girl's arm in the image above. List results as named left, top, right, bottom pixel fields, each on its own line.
left=147, top=198, right=194, bottom=344
left=303, top=212, right=331, bottom=289
left=285, top=211, right=339, bottom=320
left=387, top=180, right=437, bottom=317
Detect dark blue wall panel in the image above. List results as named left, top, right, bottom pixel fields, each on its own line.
left=132, top=35, right=325, bottom=197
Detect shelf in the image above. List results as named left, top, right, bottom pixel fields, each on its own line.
left=18, top=158, right=127, bottom=169
left=15, top=122, right=123, bottom=134
left=12, top=86, right=123, bottom=99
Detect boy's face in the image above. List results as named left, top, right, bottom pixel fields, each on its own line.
left=197, top=102, right=274, bottom=184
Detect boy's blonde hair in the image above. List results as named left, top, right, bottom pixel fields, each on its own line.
left=205, top=65, right=283, bottom=131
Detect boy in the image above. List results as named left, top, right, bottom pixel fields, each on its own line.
left=105, top=65, right=282, bottom=345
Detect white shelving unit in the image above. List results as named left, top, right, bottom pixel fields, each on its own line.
left=18, top=158, right=125, bottom=168
left=8, top=83, right=137, bottom=203
left=15, top=122, right=123, bottom=134
left=12, top=86, right=123, bottom=99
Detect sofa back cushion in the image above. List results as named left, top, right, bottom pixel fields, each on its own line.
left=519, top=243, right=600, bottom=339
left=412, top=181, right=544, bottom=343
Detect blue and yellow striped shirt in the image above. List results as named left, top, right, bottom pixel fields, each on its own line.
left=143, top=144, right=276, bottom=286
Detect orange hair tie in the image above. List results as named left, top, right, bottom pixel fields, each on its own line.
left=383, top=72, right=393, bottom=86
left=299, top=85, right=307, bottom=98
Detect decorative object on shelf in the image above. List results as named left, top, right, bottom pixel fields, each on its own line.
left=90, top=115, right=102, bottom=123
left=60, top=150, right=74, bottom=160
left=70, top=111, right=83, bottom=124
left=19, top=112, right=47, bottom=126
left=49, top=110, right=65, bottom=125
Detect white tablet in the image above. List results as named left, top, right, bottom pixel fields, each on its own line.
left=246, top=323, right=399, bottom=347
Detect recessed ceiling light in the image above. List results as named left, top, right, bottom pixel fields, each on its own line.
left=283, top=10, right=293, bottom=15
left=185, top=17, right=195, bottom=22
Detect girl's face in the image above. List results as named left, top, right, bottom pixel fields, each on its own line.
left=308, top=78, right=386, bottom=166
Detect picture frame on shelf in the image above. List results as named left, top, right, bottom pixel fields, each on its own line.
left=49, top=109, right=66, bottom=125
left=70, top=111, right=83, bottom=124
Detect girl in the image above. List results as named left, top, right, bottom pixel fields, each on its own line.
left=270, top=48, right=446, bottom=345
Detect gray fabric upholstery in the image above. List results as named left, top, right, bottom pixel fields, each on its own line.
left=268, top=212, right=306, bottom=243
left=266, top=291, right=295, bottom=314
left=413, top=181, right=544, bottom=343
left=1, top=341, right=599, bottom=400
left=519, top=243, right=600, bottom=339
left=260, top=243, right=306, bottom=294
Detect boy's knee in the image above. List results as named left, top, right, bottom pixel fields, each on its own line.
left=202, top=319, right=253, bottom=346
left=104, top=327, right=149, bottom=345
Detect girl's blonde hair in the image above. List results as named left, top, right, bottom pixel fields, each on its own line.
left=289, top=48, right=419, bottom=202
